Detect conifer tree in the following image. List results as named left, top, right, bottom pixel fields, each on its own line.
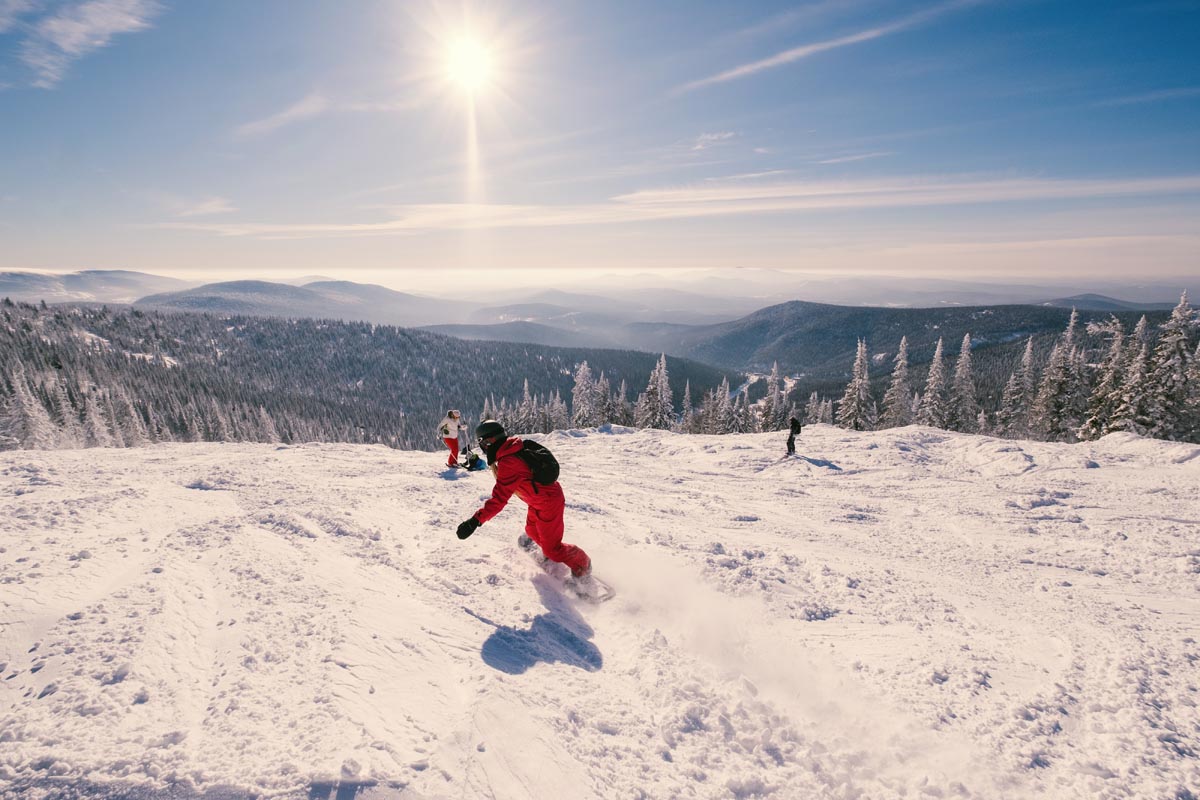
left=996, top=338, right=1036, bottom=438
left=0, top=365, right=60, bottom=449
left=53, top=381, right=84, bottom=448
left=1109, top=341, right=1154, bottom=436
left=837, top=338, right=873, bottom=431
left=880, top=336, right=912, bottom=428
left=594, top=372, right=613, bottom=426
left=947, top=333, right=980, bottom=433
left=680, top=380, right=695, bottom=433
left=1078, top=318, right=1125, bottom=441
left=570, top=361, right=597, bottom=428
left=1146, top=291, right=1197, bottom=441
left=715, top=378, right=735, bottom=433
left=918, top=337, right=949, bottom=429
left=635, top=354, right=674, bottom=429
left=804, top=391, right=821, bottom=425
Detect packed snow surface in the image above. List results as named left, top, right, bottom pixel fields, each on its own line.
left=1, top=426, right=1198, bottom=799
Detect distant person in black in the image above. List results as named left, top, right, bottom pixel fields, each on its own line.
left=787, top=417, right=802, bottom=455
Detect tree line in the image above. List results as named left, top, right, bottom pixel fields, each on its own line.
left=0, top=301, right=732, bottom=451
left=821, top=293, right=1199, bottom=443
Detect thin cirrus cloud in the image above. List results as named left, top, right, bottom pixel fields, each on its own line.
left=815, top=152, right=893, bottom=164
left=676, top=0, right=984, bottom=93
left=1094, top=87, right=1200, bottom=107
left=15, top=0, right=162, bottom=88
left=176, top=196, right=237, bottom=218
left=0, top=0, right=37, bottom=32
left=234, top=92, right=331, bottom=138
left=159, top=173, right=1200, bottom=240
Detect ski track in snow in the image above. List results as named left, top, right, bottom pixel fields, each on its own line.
left=0, top=427, right=1197, bottom=799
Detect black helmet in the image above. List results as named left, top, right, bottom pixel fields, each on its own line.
left=475, top=419, right=506, bottom=445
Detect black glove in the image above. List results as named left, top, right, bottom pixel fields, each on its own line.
left=456, top=517, right=481, bottom=540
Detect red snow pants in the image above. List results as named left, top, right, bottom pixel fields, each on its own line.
left=443, top=437, right=459, bottom=467
left=524, top=483, right=589, bottom=574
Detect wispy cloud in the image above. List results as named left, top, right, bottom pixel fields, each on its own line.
left=176, top=196, right=237, bottom=217
left=0, top=0, right=37, bottom=33
left=1094, top=86, right=1200, bottom=107
left=19, top=0, right=161, bottom=88
left=677, top=0, right=983, bottom=93
left=235, top=92, right=331, bottom=138
left=158, top=173, right=1200, bottom=240
left=691, top=131, right=736, bottom=151
left=815, top=152, right=892, bottom=164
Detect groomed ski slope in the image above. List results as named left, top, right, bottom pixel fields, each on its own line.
left=1, top=426, right=1197, bottom=800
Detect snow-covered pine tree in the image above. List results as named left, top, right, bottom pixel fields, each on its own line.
left=880, top=336, right=912, bottom=428
left=680, top=380, right=695, bottom=433
left=655, top=354, right=674, bottom=429
left=1108, top=340, right=1154, bottom=436
left=570, top=361, right=597, bottom=428
left=804, top=391, right=821, bottom=425
left=81, top=387, right=114, bottom=447
left=837, top=338, right=873, bottom=431
left=0, top=364, right=61, bottom=449
left=694, top=386, right=716, bottom=434
left=53, top=381, right=85, bottom=448
left=1187, top=343, right=1200, bottom=442
left=549, top=390, right=570, bottom=431
left=115, top=387, right=149, bottom=447
left=947, top=333, right=981, bottom=433
left=594, top=372, right=613, bottom=427
left=918, top=337, right=949, bottom=429
left=514, top=379, right=536, bottom=433
left=1031, top=310, right=1087, bottom=443
left=613, top=379, right=633, bottom=427
left=729, top=390, right=752, bottom=433
left=996, top=337, right=1036, bottom=438
left=1031, top=343, right=1071, bottom=441
left=1146, top=291, right=1197, bottom=441
left=760, top=363, right=785, bottom=431
left=256, top=405, right=280, bottom=443
left=819, top=398, right=834, bottom=425
left=635, top=354, right=674, bottom=430
left=1078, top=317, right=1125, bottom=441
left=715, top=378, right=735, bottom=434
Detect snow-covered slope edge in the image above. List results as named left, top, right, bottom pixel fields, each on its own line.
left=0, top=427, right=1197, bottom=799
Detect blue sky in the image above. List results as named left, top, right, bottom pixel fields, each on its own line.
left=0, top=0, right=1198, bottom=286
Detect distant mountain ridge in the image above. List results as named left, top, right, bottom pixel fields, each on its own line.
left=0, top=270, right=193, bottom=304
left=1040, top=294, right=1176, bottom=312
left=136, top=279, right=474, bottom=328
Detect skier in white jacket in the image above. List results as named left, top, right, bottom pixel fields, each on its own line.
left=437, top=409, right=466, bottom=468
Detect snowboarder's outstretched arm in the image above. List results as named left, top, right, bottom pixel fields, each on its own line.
left=474, top=468, right=519, bottom=524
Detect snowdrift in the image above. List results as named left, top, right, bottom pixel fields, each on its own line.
left=1, top=426, right=1197, bottom=799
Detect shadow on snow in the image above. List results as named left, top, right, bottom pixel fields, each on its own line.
left=465, top=575, right=603, bottom=675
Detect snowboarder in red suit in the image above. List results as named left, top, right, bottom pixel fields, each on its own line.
left=455, top=420, right=591, bottom=578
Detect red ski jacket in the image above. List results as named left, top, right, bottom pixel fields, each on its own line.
left=474, top=436, right=563, bottom=523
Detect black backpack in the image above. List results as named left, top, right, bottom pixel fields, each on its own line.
left=516, top=440, right=560, bottom=485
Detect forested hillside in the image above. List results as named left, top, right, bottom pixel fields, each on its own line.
left=0, top=302, right=735, bottom=451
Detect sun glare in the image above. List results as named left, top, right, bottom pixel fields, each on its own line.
left=446, top=36, right=493, bottom=95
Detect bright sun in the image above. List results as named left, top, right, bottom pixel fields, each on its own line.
left=445, top=37, right=494, bottom=95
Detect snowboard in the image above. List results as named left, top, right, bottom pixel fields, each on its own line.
left=521, top=545, right=616, bottom=603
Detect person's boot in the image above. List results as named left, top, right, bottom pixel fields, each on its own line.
left=570, top=557, right=592, bottom=580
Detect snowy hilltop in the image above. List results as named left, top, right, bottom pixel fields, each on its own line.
left=1, top=426, right=1197, bottom=799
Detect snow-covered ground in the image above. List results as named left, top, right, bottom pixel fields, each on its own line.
left=1, top=426, right=1197, bottom=799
